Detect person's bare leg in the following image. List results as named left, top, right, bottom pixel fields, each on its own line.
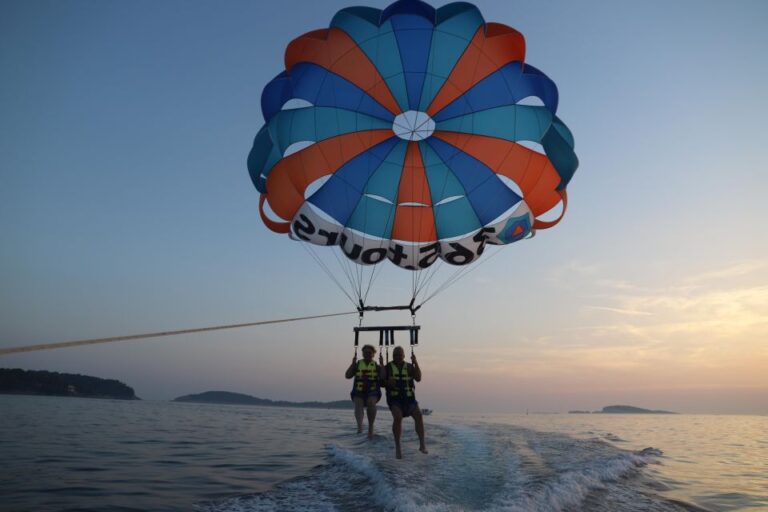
left=353, top=396, right=364, bottom=434
left=391, top=406, right=403, bottom=459
left=413, top=408, right=428, bottom=453
left=366, top=396, right=377, bottom=439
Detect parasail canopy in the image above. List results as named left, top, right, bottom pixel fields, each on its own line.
left=248, top=0, right=578, bottom=307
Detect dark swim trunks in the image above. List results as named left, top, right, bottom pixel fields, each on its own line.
left=350, top=389, right=382, bottom=402
left=387, top=397, right=419, bottom=417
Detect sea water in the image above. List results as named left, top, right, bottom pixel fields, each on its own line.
left=0, top=395, right=765, bottom=512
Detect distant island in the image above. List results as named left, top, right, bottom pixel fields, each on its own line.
left=0, top=368, right=138, bottom=400
left=569, top=405, right=677, bottom=414
left=174, top=390, right=353, bottom=409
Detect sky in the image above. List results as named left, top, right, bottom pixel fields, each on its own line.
left=1, top=0, right=766, bottom=414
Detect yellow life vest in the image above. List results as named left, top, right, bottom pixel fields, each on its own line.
left=387, top=362, right=414, bottom=399
left=354, top=360, right=379, bottom=393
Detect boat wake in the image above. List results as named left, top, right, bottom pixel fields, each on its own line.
left=195, top=423, right=703, bottom=512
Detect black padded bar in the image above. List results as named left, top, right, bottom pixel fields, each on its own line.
left=361, top=305, right=412, bottom=312
left=354, top=326, right=420, bottom=332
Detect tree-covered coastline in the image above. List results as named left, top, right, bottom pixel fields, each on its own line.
left=0, top=368, right=138, bottom=400
left=174, top=390, right=353, bottom=409
left=569, top=405, right=677, bottom=414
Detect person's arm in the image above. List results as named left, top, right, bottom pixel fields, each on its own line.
left=411, top=355, right=422, bottom=382
left=345, top=356, right=357, bottom=379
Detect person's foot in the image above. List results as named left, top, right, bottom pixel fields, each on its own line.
left=419, top=444, right=428, bottom=454
left=357, top=427, right=363, bottom=434
left=367, top=430, right=374, bottom=440
left=395, top=445, right=402, bottom=459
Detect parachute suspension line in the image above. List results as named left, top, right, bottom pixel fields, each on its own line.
left=420, top=245, right=508, bottom=307
left=300, top=243, right=358, bottom=308
left=424, top=260, right=445, bottom=298
left=412, top=263, right=431, bottom=304
left=425, top=262, right=473, bottom=303
left=328, top=242, right=360, bottom=303
left=413, top=258, right=443, bottom=303
left=412, top=267, right=420, bottom=303
left=0, top=311, right=358, bottom=356
left=356, top=257, right=365, bottom=304
left=347, top=234, right=365, bottom=303
left=362, top=259, right=383, bottom=306
left=414, top=261, right=439, bottom=296
left=425, top=261, right=479, bottom=305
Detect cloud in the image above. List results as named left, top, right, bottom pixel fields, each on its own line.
left=573, top=260, right=768, bottom=340
left=584, top=305, right=653, bottom=316
left=547, top=260, right=601, bottom=285
left=425, top=260, right=768, bottom=400
left=684, top=260, right=766, bottom=284
left=494, top=261, right=765, bottom=385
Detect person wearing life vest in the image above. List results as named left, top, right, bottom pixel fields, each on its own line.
left=345, top=344, right=383, bottom=439
left=385, top=346, right=427, bottom=458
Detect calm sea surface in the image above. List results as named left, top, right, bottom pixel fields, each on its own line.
left=0, top=395, right=765, bottom=512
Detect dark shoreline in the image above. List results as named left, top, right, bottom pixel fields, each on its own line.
left=174, top=390, right=353, bottom=409
left=0, top=368, right=138, bottom=400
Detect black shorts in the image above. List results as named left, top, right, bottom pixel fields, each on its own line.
left=350, top=389, right=382, bottom=402
left=387, top=397, right=419, bottom=417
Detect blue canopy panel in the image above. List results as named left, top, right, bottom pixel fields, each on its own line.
left=266, top=106, right=392, bottom=156
left=551, top=114, right=575, bottom=148
left=425, top=137, right=521, bottom=226
left=331, top=11, right=410, bottom=114
left=360, top=140, right=409, bottom=203
left=345, top=140, right=409, bottom=238
left=419, top=142, right=469, bottom=203
left=248, top=127, right=284, bottom=193
left=390, top=14, right=435, bottom=110
left=330, top=1, right=488, bottom=114
left=381, top=0, right=436, bottom=24
left=432, top=63, right=560, bottom=122
left=261, top=63, right=395, bottom=123
left=247, top=125, right=273, bottom=193
left=308, top=137, right=401, bottom=228
left=543, top=116, right=579, bottom=190
left=433, top=197, right=484, bottom=240
left=435, top=105, right=553, bottom=143
left=260, top=71, right=293, bottom=124
left=418, top=4, right=485, bottom=112
left=346, top=196, right=396, bottom=240
left=419, top=142, right=481, bottom=239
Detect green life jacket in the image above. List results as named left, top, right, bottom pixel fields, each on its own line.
left=353, top=360, right=379, bottom=393
left=387, top=362, right=414, bottom=399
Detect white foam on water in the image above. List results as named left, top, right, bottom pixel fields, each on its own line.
left=195, top=423, right=675, bottom=512
left=489, top=448, right=662, bottom=512
left=326, top=445, right=397, bottom=507
left=327, top=444, right=454, bottom=512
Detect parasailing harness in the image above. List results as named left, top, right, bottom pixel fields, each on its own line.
left=354, top=299, right=420, bottom=365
